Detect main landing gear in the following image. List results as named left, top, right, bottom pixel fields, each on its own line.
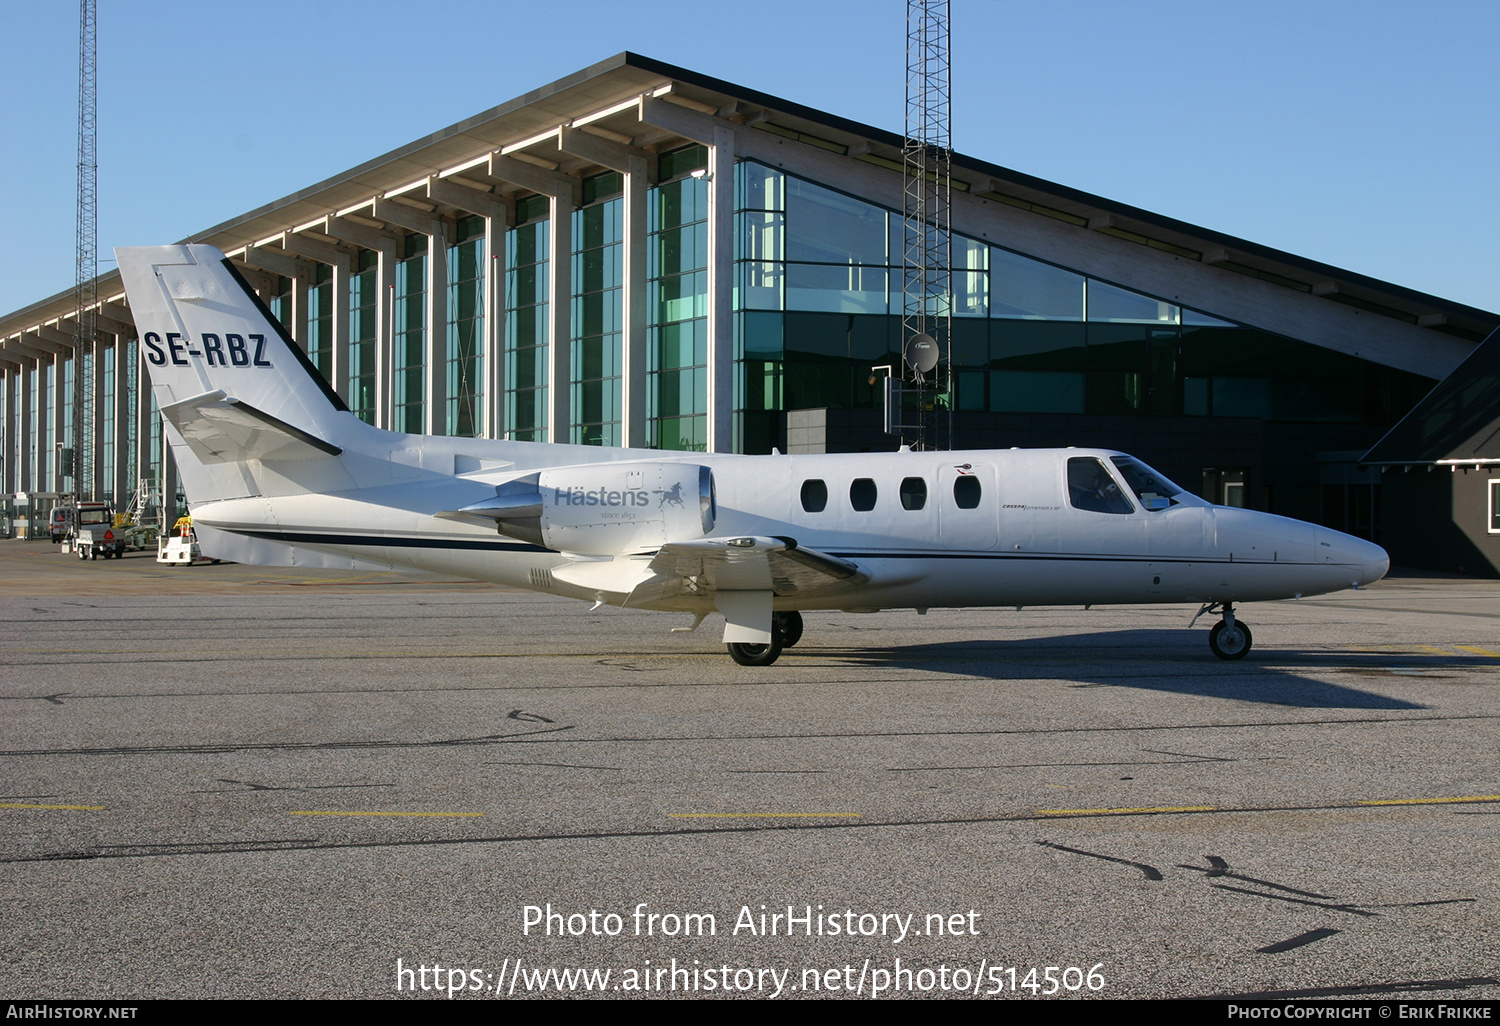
left=1194, top=601, right=1252, bottom=660
left=727, top=611, right=803, bottom=667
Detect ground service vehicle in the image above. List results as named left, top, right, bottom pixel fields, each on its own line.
left=72, top=502, right=126, bottom=560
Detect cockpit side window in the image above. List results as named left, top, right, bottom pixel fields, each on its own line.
left=1109, top=456, right=1184, bottom=511
left=1067, top=457, right=1134, bottom=514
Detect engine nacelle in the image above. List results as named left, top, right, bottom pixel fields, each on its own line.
left=466, top=462, right=716, bottom=555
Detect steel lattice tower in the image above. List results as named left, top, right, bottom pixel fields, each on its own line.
left=73, top=0, right=97, bottom=500
left=900, top=0, right=952, bottom=450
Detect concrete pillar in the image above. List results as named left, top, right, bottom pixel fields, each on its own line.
left=426, top=220, right=451, bottom=436
left=20, top=361, right=33, bottom=493
left=547, top=195, right=572, bottom=444
left=291, top=266, right=310, bottom=349
left=376, top=239, right=397, bottom=431
left=706, top=125, right=736, bottom=453
left=1, top=366, right=14, bottom=496
left=331, top=259, right=350, bottom=403
left=621, top=155, right=649, bottom=449
left=483, top=206, right=510, bottom=440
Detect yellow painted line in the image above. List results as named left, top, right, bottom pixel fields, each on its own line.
left=1456, top=645, right=1500, bottom=658
left=0, top=802, right=105, bottom=811
left=1412, top=644, right=1453, bottom=654
left=1358, top=795, right=1500, bottom=807
left=289, top=810, right=483, bottom=818
left=668, top=813, right=862, bottom=819
left=1036, top=805, right=1217, bottom=816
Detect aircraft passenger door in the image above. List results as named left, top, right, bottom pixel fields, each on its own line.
left=937, top=461, right=998, bottom=550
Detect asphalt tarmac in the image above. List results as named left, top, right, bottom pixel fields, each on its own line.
left=1, top=538, right=1496, bottom=1000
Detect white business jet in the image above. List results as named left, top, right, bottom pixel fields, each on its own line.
left=115, top=244, right=1389, bottom=666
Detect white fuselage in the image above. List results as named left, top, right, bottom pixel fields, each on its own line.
left=184, top=433, right=1389, bottom=615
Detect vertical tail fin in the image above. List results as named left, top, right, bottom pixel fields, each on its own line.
left=115, top=244, right=350, bottom=446
left=115, top=244, right=364, bottom=503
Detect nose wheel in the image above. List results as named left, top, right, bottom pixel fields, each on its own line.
left=1209, top=617, right=1252, bottom=660
left=726, top=611, right=804, bottom=666
left=1192, top=601, right=1254, bottom=660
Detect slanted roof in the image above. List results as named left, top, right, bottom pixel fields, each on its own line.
left=4, top=52, right=1496, bottom=350
left=1363, top=325, right=1500, bottom=465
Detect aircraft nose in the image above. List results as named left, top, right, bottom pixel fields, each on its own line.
left=1318, top=529, right=1390, bottom=586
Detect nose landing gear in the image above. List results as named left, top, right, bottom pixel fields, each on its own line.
left=1194, top=601, right=1253, bottom=660
left=1208, top=616, right=1252, bottom=660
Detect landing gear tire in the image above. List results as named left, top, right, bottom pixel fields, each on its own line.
left=1209, top=619, right=1252, bottom=660
left=728, top=638, right=784, bottom=667
left=775, top=611, right=804, bottom=648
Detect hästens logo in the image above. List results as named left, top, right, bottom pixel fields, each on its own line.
left=559, top=482, right=686, bottom=509
left=559, top=486, right=651, bottom=507
left=142, top=331, right=272, bottom=368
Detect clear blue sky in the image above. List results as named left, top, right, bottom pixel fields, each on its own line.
left=2, top=0, right=1496, bottom=317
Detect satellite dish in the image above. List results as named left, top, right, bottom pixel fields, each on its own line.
left=904, top=333, right=939, bottom=375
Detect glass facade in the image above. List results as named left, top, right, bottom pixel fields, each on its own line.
left=123, top=337, right=137, bottom=500
left=307, top=263, right=333, bottom=380
left=647, top=146, right=710, bottom=451
left=571, top=174, right=624, bottom=446
left=38, top=361, right=51, bottom=491
left=505, top=196, right=550, bottom=441
left=727, top=159, right=1433, bottom=459
left=99, top=345, right=114, bottom=502
left=60, top=355, right=74, bottom=489
left=267, top=275, right=293, bottom=333
left=146, top=390, right=161, bottom=506
left=446, top=215, right=486, bottom=437
left=349, top=248, right=378, bottom=425
left=393, top=233, right=427, bottom=434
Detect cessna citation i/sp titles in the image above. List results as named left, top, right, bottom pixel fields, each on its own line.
left=116, top=244, right=1389, bottom=666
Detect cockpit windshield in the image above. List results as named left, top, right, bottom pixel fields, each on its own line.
left=1109, top=456, right=1186, bottom=511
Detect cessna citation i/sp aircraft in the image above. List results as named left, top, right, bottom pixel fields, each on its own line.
left=116, top=244, right=1389, bottom=666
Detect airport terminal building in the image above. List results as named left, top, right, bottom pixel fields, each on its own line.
left=2, top=54, right=1496, bottom=569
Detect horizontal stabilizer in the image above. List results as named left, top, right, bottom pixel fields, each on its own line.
left=160, top=390, right=343, bottom=464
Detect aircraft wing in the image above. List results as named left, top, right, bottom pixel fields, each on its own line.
left=160, top=390, right=343, bottom=464
left=629, top=535, right=866, bottom=606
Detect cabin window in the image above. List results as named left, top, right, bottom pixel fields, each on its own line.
left=800, top=479, right=828, bottom=513
left=850, top=478, right=878, bottom=511
left=900, top=477, right=927, bottom=510
left=953, top=475, right=982, bottom=509
left=1067, top=457, right=1134, bottom=514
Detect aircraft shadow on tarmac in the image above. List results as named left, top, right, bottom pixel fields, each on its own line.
left=810, top=629, right=1446, bottom=710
